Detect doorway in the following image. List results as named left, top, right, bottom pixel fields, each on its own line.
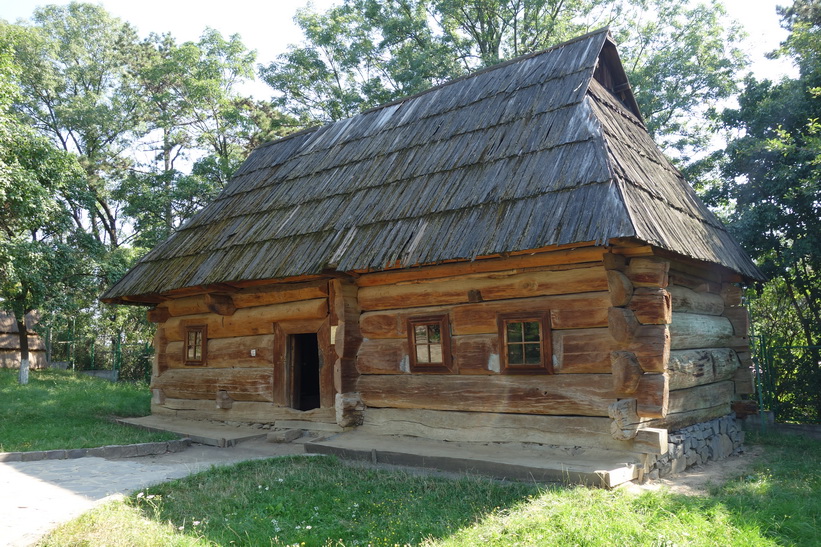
left=289, top=333, right=321, bottom=411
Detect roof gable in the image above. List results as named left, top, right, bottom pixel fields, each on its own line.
left=102, top=29, right=761, bottom=303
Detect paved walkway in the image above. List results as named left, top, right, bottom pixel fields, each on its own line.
left=0, top=440, right=303, bottom=546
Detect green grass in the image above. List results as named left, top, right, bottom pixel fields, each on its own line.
left=0, top=368, right=177, bottom=452
left=41, top=432, right=821, bottom=546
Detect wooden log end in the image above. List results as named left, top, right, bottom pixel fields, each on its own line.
left=147, top=307, right=171, bottom=324
left=611, top=351, right=642, bottom=395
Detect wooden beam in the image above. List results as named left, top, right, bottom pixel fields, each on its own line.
left=669, top=313, right=734, bottom=350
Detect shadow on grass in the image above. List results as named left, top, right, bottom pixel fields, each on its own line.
left=126, top=434, right=821, bottom=546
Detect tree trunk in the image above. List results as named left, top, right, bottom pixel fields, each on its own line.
left=17, top=317, right=30, bottom=385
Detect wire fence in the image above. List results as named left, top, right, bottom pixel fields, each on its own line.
left=47, top=329, right=153, bottom=383
left=752, top=335, right=821, bottom=424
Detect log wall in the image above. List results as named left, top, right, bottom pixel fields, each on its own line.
left=149, top=280, right=336, bottom=424
left=0, top=312, right=48, bottom=369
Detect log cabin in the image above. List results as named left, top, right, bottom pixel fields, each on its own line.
left=102, top=29, right=764, bottom=485
left=0, top=312, right=47, bottom=369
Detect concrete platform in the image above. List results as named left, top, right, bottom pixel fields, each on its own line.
left=117, top=415, right=267, bottom=447
left=305, top=430, right=641, bottom=487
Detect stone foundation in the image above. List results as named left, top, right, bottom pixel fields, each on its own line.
left=646, top=413, right=744, bottom=479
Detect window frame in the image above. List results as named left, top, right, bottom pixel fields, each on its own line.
left=497, top=312, right=552, bottom=374
left=407, top=315, right=453, bottom=373
left=183, top=325, right=207, bottom=366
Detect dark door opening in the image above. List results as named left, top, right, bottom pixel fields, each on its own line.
left=289, top=333, right=321, bottom=411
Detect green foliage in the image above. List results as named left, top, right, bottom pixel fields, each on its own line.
left=42, top=433, right=821, bottom=546
left=0, top=368, right=176, bottom=452
left=260, top=0, right=746, bottom=158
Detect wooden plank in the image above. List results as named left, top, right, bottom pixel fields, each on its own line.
left=670, top=312, right=734, bottom=350
left=360, top=305, right=452, bottom=339
left=626, top=258, right=669, bottom=288
left=360, top=408, right=665, bottom=454
left=357, top=374, right=616, bottom=417
left=451, top=293, right=610, bottom=336
left=164, top=293, right=236, bottom=317
left=231, top=280, right=329, bottom=309
left=358, top=267, right=608, bottom=311
left=668, top=270, right=721, bottom=293
left=453, top=334, right=498, bottom=374
left=629, top=288, right=672, bottom=325
left=667, top=348, right=740, bottom=390
left=166, top=335, right=275, bottom=369
left=640, top=403, right=731, bottom=431
left=356, top=246, right=606, bottom=287
left=667, top=381, right=735, bottom=414
left=552, top=328, right=613, bottom=373
left=152, top=398, right=337, bottom=423
left=151, top=368, right=274, bottom=402
left=669, top=285, right=724, bottom=316
left=607, top=270, right=633, bottom=306
left=164, top=299, right=328, bottom=341
left=357, top=338, right=407, bottom=374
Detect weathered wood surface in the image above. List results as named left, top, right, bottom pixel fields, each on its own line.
left=453, top=334, right=498, bottom=374
left=147, top=307, right=171, bottom=323
left=0, top=350, right=48, bottom=369
left=611, top=351, right=642, bottom=394
left=356, top=246, right=606, bottom=287
left=552, top=328, right=613, bottom=373
left=151, top=369, right=274, bottom=402
left=163, top=293, right=236, bottom=317
left=357, top=338, right=407, bottom=374
left=331, top=279, right=362, bottom=397
left=607, top=270, right=633, bottom=306
left=627, top=325, right=670, bottom=373
left=0, top=334, right=45, bottom=350
left=635, top=373, right=668, bottom=418
left=721, top=283, right=744, bottom=307
left=734, top=366, right=755, bottom=394
left=667, top=380, right=735, bottom=414
left=626, top=258, right=669, bottom=288
left=638, top=403, right=731, bottom=431
left=231, top=280, right=329, bottom=309
left=360, top=305, right=451, bottom=339
left=668, top=285, right=724, bottom=316
left=629, top=288, right=671, bottom=325
left=670, top=312, right=734, bottom=350
left=152, top=397, right=337, bottom=423
left=154, top=326, right=168, bottom=375
left=360, top=408, right=666, bottom=454
left=722, top=307, right=750, bottom=336
left=164, top=299, right=328, bottom=341
left=358, top=267, right=608, bottom=311
left=602, top=252, right=627, bottom=271
left=667, top=348, right=740, bottom=390
left=357, top=374, right=616, bottom=416
left=668, top=270, right=721, bottom=293
left=165, top=334, right=275, bottom=369
left=608, top=307, right=640, bottom=343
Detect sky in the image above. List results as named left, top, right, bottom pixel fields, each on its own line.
left=0, top=0, right=796, bottom=98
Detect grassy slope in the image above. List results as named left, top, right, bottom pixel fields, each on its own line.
left=42, top=433, right=821, bottom=546
left=0, top=368, right=176, bottom=452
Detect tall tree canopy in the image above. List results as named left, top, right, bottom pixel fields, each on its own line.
left=260, top=0, right=745, bottom=157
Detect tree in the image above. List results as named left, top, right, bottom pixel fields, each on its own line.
left=259, top=0, right=746, bottom=159
left=718, top=0, right=821, bottom=420
left=0, top=40, right=89, bottom=384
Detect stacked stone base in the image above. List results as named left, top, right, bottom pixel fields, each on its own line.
left=646, top=413, right=744, bottom=479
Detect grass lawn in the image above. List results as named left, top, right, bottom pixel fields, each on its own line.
left=41, top=433, right=821, bottom=546
left=0, top=368, right=177, bottom=452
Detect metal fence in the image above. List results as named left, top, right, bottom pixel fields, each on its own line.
left=47, top=329, right=153, bottom=382
left=752, top=335, right=821, bottom=424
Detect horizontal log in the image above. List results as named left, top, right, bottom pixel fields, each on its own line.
left=357, top=374, right=616, bottom=417
left=639, top=404, right=731, bottom=431
left=669, top=285, right=724, bottom=316
left=607, top=270, right=633, bottom=306
left=451, top=293, right=610, bottom=336
left=0, top=350, right=48, bottom=369
left=360, top=305, right=452, bottom=339
left=358, top=267, right=608, bottom=311
left=147, top=307, right=171, bottom=323
left=602, top=252, right=627, bottom=271
left=356, top=246, right=606, bottom=287
left=670, top=312, right=734, bottom=350
left=668, top=270, right=721, bottom=293
left=722, top=307, right=750, bottom=336
left=629, top=288, right=672, bottom=325
left=667, top=380, right=735, bottom=414
left=627, top=325, right=670, bottom=373
left=356, top=338, right=407, bottom=374
left=608, top=307, right=639, bottom=343
left=166, top=334, right=275, bottom=369
left=0, top=334, right=46, bottom=350
left=553, top=328, right=613, bottom=373
left=626, top=258, right=669, bottom=288
left=164, top=299, right=328, bottom=341
left=359, top=408, right=665, bottom=454
left=232, top=280, right=329, bottom=309
left=151, top=368, right=274, bottom=402
left=152, top=398, right=336, bottom=423
left=721, top=283, right=744, bottom=307
left=164, top=293, right=236, bottom=317
left=667, top=348, right=740, bottom=390
left=453, top=334, right=498, bottom=374
left=635, top=373, right=668, bottom=418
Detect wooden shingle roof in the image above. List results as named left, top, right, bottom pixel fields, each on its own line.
left=102, top=29, right=762, bottom=304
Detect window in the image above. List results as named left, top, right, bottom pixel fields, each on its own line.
left=184, top=325, right=207, bottom=366
left=408, top=315, right=452, bottom=373
left=498, top=312, right=552, bottom=374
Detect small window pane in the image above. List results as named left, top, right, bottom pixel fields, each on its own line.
left=429, top=344, right=443, bottom=362
left=523, top=321, right=540, bottom=342
left=524, top=343, right=541, bottom=364
left=416, top=345, right=430, bottom=363
left=428, top=324, right=441, bottom=343
left=508, top=344, right=524, bottom=364
left=414, top=325, right=428, bottom=340
left=507, top=322, right=523, bottom=342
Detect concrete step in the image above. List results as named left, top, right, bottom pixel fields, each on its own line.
left=305, top=431, right=640, bottom=487
left=118, top=416, right=266, bottom=447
